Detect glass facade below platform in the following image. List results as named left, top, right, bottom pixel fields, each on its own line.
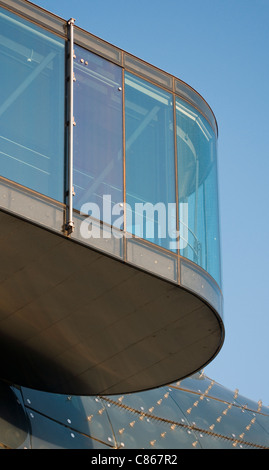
left=2, top=373, right=269, bottom=449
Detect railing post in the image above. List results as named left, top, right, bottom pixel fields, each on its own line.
left=66, top=18, right=75, bottom=235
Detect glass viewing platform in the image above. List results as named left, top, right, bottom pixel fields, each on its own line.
left=0, top=0, right=224, bottom=395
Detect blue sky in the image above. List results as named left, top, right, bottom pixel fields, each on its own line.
left=32, top=0, right=269, bottom=404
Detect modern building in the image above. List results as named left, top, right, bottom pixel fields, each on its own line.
left=0, top=0, right=268, bottom=449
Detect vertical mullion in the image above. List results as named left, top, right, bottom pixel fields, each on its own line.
left=173, top=83, right=180, bottom=284
left=122, top=66, right=127, bottom=262
left=66, top=18, right=75, bottom=235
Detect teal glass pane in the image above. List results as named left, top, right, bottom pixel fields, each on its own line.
left=21, top=388, right=116, bottom=446
left=125, top=72, right=176, bottom=251
left=73, top=45, right=123, bottom=227
left=0, top=8, right=65, bottom=202
left=28, top=411, right=109, bottom=449
left=176, top=98, right=221, bottom=286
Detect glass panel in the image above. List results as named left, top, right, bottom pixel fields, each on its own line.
left=73, top=45, right=123, bottom=227
left=27, top=410, right=109, bottom=449
left=176, top=98, right=221, bottom=286
left=102, top=394, right=200, bottom=449
left=175, top=80, right=218, bottom=137
left=125, top=72, right=176, bottom=251
left=0, top=8, right=65, bottom=202
left=22, top=388, right=116, bottom=446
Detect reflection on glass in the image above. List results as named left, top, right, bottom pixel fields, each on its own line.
left=125, top=72, right=176, bottom=251
left=73, top=45, right=123, bottom=227
left=29, top=411, right=107, bottom=449
left=0, top=8, right=65, bottom=202
left=176, top=98, right=221, bottom=286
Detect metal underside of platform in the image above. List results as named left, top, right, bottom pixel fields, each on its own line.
left=0, top=209, right=223, bottom=395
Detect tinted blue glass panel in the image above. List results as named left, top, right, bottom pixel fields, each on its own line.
left=0, top=8, right=65, bottom=202
left=73, top=45, right=123, bottom=227
left=125, top=73, right=176, bottom=251
left=176, top=98, right=221, bottom=286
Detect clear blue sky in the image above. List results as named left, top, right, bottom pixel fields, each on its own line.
left=32, top=0, right=269, bottom=404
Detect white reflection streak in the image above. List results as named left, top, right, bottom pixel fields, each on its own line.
left=0, top=150, right=49, bottom=174
left=176, top=102, right=211, bottom=141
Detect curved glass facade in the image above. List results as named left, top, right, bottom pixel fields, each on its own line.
left=0, top=5, right=221, bottom=291
left=2, top=373, right=269, bottom=449
left=72, top=44, right=221, bottom=289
